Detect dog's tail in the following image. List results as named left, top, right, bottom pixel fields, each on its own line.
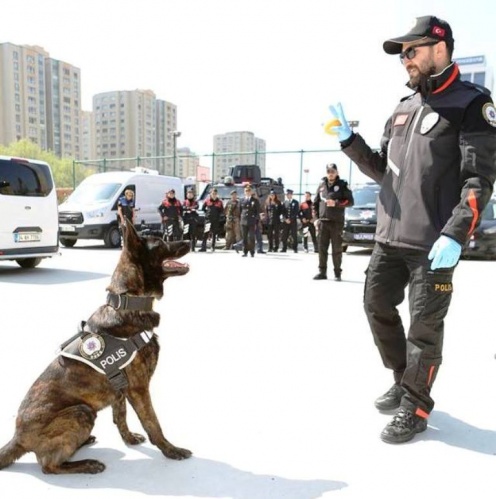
left=0, top=438, right=26, bottom=469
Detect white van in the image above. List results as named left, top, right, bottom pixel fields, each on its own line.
left=58, top=169, right=183, bottom=248
left=0, top=156, right=59, bottom=268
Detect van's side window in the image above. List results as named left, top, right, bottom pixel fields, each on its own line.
left=0, top=160, right=53, bottom=197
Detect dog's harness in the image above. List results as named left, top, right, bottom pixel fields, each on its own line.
left=59, top=321, right=155, bottom=391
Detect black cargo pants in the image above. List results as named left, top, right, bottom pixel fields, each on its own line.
left=317, top=219, right=344, bottom=277
left=364, top=242, right=455, bottom=415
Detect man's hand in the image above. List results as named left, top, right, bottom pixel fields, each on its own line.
left=328, top=103, right=352, bottom=142
left=428, top=235, right=462, bottom=270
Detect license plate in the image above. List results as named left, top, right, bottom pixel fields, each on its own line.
left=60, top=225, right=76, bottom=232
left=354, top=233, right=374, bottom=240
left=14, top=232, right=41, bottom=243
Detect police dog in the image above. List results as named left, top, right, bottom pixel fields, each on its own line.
left=0, top=219, right=191, bottom=474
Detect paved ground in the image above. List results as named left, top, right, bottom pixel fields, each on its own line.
left=0, top=241, right=495, bottom=499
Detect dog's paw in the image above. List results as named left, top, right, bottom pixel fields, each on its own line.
left=163, top=446, right=192, bottom=460
left=84, top=459, right=107, bottom=474
left=122, top=432, right=146, bottom=445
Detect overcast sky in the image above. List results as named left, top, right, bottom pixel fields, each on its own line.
left=3, top=0, right=496, bottom=187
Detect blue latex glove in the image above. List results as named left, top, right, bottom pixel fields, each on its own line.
left=428, top=235, right=462, bottom=270
left=328, top=103, right=352, bottom=142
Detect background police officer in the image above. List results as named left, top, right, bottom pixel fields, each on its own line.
left=281, top=189, right=299, bottom=253
left=313, top=164, right=353, bottom=281
left=158, top=189, right=183, bottom=241
left=239, top=184, right=260, bottom=257
left=200, top=188, right=224, bottom=252
left=299, top=191, right=318, bottom=252
left=182, top=188, right=199, bottom=251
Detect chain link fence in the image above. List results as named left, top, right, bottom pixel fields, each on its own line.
left=72, top=148, right=369, bottom=201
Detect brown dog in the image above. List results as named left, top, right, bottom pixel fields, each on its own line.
left=0, top=220, right=192, bottom=474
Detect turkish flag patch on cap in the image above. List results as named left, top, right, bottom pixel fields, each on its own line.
left=432, top=26, right=446, bottom=37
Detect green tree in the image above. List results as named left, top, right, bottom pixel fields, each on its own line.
left=0, top=139, right=94, bottom=187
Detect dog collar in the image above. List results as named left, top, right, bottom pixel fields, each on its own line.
left=59, top=321, right=155, bottom=390
left=106, top=293, right=155, bottom=311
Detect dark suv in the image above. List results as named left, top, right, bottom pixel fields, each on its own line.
left=342, top=182, right=380, bottom=251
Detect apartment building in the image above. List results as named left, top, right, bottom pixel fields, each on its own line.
left=0, top=42, right=81, bottom=158
left=93, top=90, right=178, bottom=173
left=176, top=147, right=200, bottom=179
left=213, top=131, right=266, bottom=181
left=80, top=110, right=95, bottom=161
left=455, top=55, right=494, bottom=93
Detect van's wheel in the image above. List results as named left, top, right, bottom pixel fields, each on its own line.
left=60, top=237, right=77, bottom=248
left=16, top=257, right=42, bottom=268
left=104, top=226, right=121, bottom=248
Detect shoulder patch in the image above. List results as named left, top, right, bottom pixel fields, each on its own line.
left=482, top=102, right=496, bottom=127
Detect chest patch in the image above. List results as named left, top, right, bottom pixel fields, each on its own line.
left=394, top=114, right=409, bottom=126
left=420, top=112, right=440, bottom=134
left=482, top=103, right=496, bottom=127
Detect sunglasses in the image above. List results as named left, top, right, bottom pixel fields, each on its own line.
left=399, top=41, right=438, bottom=63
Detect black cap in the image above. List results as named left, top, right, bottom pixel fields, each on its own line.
left=383, top=16, right=454, bottom=55
left=286, top=189, right=294, bottom=194
left=326, top=163, right=338, bottom=172
left=168, top=189, right=175, bottom=194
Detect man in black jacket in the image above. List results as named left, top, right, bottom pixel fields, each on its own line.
left=328, top=15, right=496, bottom=444
left=239, top=184, right=260, bottom=257
left=281, top=189, right=299, bottom=253
left=313, top=164, right=354, bottom=281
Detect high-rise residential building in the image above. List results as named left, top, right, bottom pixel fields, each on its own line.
left=93, top=90, right=177, bottom=173
left=213, top=131, right=266, bottom=181
left=177, top=147, right=200, bottom=179
left=45, top=56, right=82, bottom=158
left=0, top=42, right=82, bottom=158
left=80, top=110, right=95, bottom=161
left=456, top=55, right=494, bottom=93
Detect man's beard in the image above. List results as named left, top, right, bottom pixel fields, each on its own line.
left=407, top=63, right=437, bottom=89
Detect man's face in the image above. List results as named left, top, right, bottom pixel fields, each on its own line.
left=305, top=193, right=311, bottom=201
left=167, top=191, right=175, bottom=198
left=211, top=191, right=218, bottom=198
left=400, top=40, right=439, bottom=88
left=245, top=189, right=252, bottom=197
left=327, top=170, right=338, bottom=182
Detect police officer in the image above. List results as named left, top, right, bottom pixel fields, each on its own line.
left=281, top=189, right=299, bottom=253
left=299, top=191, right=318, bottom=253
left=224, top=189, right=241, bottom=250
left=182, top=188, right=199, bottom=251
left=199, top=188, right=224, bottom=252
left=158, top=189, right=183, bottom=241
left=265, top=190, right=282, bottom=252
left=117, top=189, right=135, bottom=226
left=313, top=164, right=353, bottom=281
left=239, top=184, right=260, bottom=257
left=329, top=15, right=496, bottom=443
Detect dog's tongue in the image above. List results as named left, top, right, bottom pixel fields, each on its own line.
left=163, top=261, right=187, bottom=268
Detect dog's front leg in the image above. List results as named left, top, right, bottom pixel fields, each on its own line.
left=112, top=393, right=146, bottom=445
left=126, top=389, right=192, bottom=460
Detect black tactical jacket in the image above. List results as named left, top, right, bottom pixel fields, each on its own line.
left=342, top=63, right=496, bottom=250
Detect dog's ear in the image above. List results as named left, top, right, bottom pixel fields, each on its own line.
left=122, top=219, right=141, bottom=252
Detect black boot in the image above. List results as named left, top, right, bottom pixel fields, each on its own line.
left=313, top=273, right=327, bottom=280
left=374, top=383, right=405, bottom=411
left=380, top=407, right=428, bottom=444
